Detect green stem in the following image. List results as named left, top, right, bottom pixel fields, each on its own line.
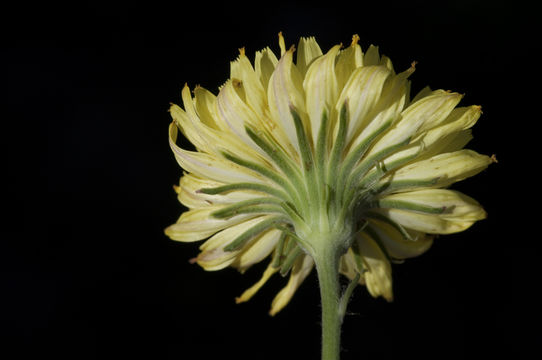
left=314, top=249, right=343, bottom=360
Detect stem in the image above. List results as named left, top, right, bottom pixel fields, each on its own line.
left=314, top=249, right=343, bottom=360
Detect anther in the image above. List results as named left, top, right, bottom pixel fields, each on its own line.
left=232, top=78, right=243, bottom=88
left=278, top=31, right=286, bottom=56
left=351, top=34, right=360, bottom=46
left=491, top=154, right=498, bottom=163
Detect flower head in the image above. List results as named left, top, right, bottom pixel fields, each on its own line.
left=166, top=33, right=494, bottom=315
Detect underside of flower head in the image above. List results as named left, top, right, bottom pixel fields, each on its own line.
left=166, top=33, right=494, bottom=315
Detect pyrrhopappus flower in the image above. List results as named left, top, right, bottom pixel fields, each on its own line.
left=165, top=33, right=494, bottom=360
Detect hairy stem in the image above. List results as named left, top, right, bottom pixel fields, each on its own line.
left=311, top=239, right=353, bottom=360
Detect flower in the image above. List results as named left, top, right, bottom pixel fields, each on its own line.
left=165, top=33, right=494, bottom=315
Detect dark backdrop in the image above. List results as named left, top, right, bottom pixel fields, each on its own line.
left=4, top=1, right=538, bottom=359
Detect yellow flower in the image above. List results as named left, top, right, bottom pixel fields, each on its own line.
left=165, top=33, right=494, bottom=315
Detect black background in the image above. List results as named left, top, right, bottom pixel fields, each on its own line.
left=3, top=1, right=539, bottom=359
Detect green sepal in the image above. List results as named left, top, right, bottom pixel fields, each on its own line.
left=376, top=177, right=441, bottom=194
left=221, top=151, right=303, bottom=207
left=198, top=182, right=289, bottom=201
left=221, top=151, right=287, bottom=187
left=210, top=197, right=283, bottom=218
left=326, top=102, right=349, bottom=188
left=358, top=143, right=423, bottom=190
left=338, top=119, right=393, bottom=179
left=348, top=137, right=411, bottom=188
left=212, top=206, right=284, bottom=219
left=281, top=231, right=298, bottom=255
left=315, top=109, right=330, bottom=188
left=350, top=240, right=367, bottom=274
left=270, top=229, right=297, bottom=272
left=224, top=216, right=287, bottom=252
left=342, top=136, right=411, bottom=204
left=279, top=244, right=303, bottom=277
left=274, top=224, right=307, bottom=249
left=354, top=219, right=370, bottom=235
left=362, top=224, right=405, bottom=264
left=289, top=105, right=314, bottom=172
left=362, top=224, right=394, bottom=264
left=245, top=126, right=303, bottom=182
left=279, top=202, right=308, bottom=232
left=245, top=125, right=311, bottom=217
left=375, top=199, right=448, bottom=214
left=271, top=231, right=288, bottom=269
left=336, top=119, right=393, bottom=203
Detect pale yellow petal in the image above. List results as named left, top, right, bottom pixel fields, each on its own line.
left=169, top=123, right=269, bottom=185
left=255, top=47, right=279, bottom=92
left=230, top=50, right=268, bottom=119
left=193, top=86, right=222, bottom=131
left=379, top=55, right=395, bottom=74
left=368, top=219, right=433, bottom=259
left=377, top=189, right=487, bottom=234
left=180, top=85, right=225, bottom=153
left=169, top=103, right=200, bottom=148
left=296, top=36, right=323, bottom=76
left=216, top=79, right=272, bottom=161
left=197, top=216, right=275, bottom=271
left=254, top=49, right=298, bottom=155
left=165, top=207, right=254, bottom=242
left=339, top=248, right=365, bottom=282
left=170, top=102, right=239, bottom=162
left=303, top=44, right=341, bottom=144
left=368, top=90, right=463, bottom=155
left=177, top=173, right=265, bottom=208
left=335, top=35, right=363, bottom=90
left=170, top=88, right=212, bottom=154
left=175, top=86, right=267, bottom=164
left=269, top=254, right=314, bottom=316
left=236, top=261, right=279, bottom=304
left=414, top=105, right=481, bottom=159
left=268, top=47, right=307, bottom=157
left=437, top=129, right=473, bottom=154
left=410, top=85, right=433, bottom=104
left=386, top=149, right=493, bottom=189
left=346, top=65, right=413, bottom=152
left=410, top=90, right=464, bottom=133
left=357, top=234, right=393, bottom=301
left=363, top=44, right=380, bottom=66
left=336, top=65, right=391, bottom=145
left=232, top=228, right=282, bottom=272
left=381, top=142, right=424, bottom=172
left=383, top=209, right=482, bottom=234
left=176, top=173, right=219, bottom=209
